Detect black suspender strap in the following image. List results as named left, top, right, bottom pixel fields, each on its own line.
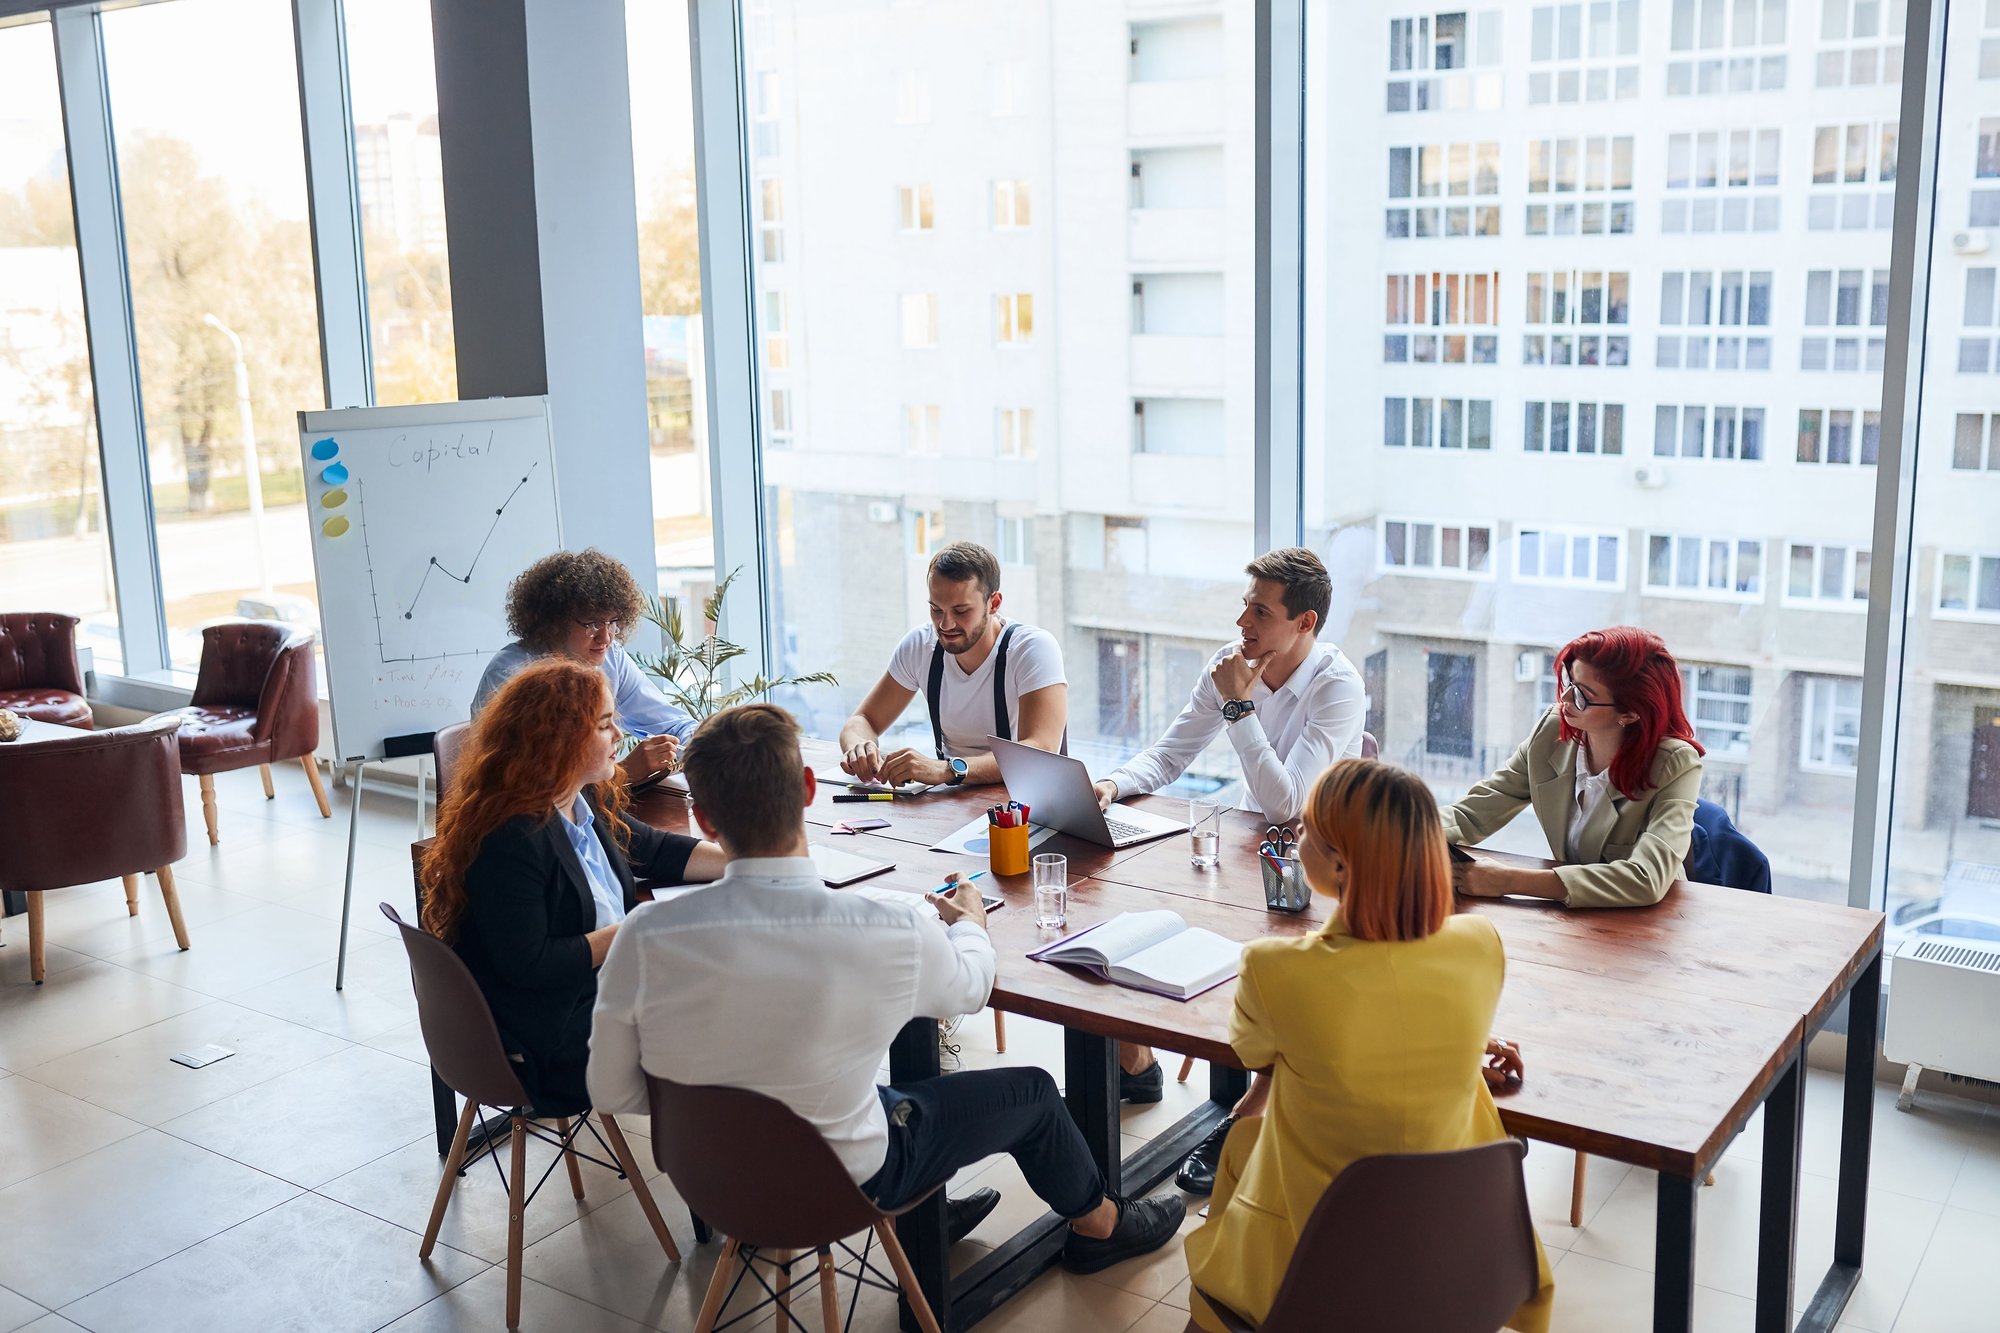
left=926, top=641, right=948, bottom=760
left=926, top=623, right=1020, bottom=760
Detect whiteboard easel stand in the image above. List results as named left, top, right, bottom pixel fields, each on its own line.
left=335, top=757, right=366, bottom=990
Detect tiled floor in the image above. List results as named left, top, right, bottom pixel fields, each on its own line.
left=3, top=763, right=1998, bottom=1332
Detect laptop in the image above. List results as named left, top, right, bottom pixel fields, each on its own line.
left=989, top=736, right=1184, bottom=849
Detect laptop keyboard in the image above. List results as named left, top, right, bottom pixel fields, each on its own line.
left=1105, top=816, right=1148, bottom=840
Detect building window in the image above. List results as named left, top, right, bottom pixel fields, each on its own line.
left=1953, top=412, right=2000, bottom=469
left=1800, top=676, right=1863, bottom=773
left=1645, top=533, right=1765, bottom=599
left=1801, top=268, right=1889, bottom=371
left=1526, top=136, right=1634, bottom=235
left=1536, top=651, right=1560, bottom=711
left=1383, top=271, right=1500, bottom=364
left=989, top=59, right=1029, bottom=116
left=996, top=292, right=1034, bottom=346
left=752, top=69, right=782, bottom=158
left=767, top=387, right=793, bottom=445
left=1386, top=141, right=1502, bottom=238
left=1663, top=129, right=1781, bottom=232
left=1529, top=1, right=1640, bottom=103
left=1387, top=10, right=1503, bottom=113
left=757, top=177, right=785, bottom=262
left=1937, top=551, right=2000, bottom=618
left=1523, top=270, right=1629, bottom=366
left=1683, top=665, right=1755, bottom=757
left=997, top=515, right=1033, bottom=566
left=997, top=407, right=1035, bottom=459
left=899, top=183, right=935, bottom=232
left=1652, top=405, right=1766, bottom=460
left=908, top=508, right=946, bottom=559
left=1658, top=270, right=1772, bottom=369
left=1785, top=542, right=1871, bottom=608
left=1524, top=401, right=1625, bottom=454
left=1668, top=0, right=1788, bottom=95
left=993, top=179, right=1032, bottom=229
left=1105, top=516, right=1148, bottom=572
left=1809, top=122, right=1897, bottom=230
left=1985, top=1, right=2000, bottom=78
left=896, top=68, right=932, bottom=124
left=1383, top=396, right=1494, bottom=449
left=764, top=291, right=790, bottom=369
left=1816, top=0, right=1904, bottom=90
left=901, top=404, right=942, bottom=455
left=1959, top=268, right=2000, bottom=372
left=1796, top=409, right=1880, bottom=465
left=1379, top=517, right=1495, bottom=578
left=1515, top=525, right=1623, bottom=587
left=901, top=292, right=939, bottom=348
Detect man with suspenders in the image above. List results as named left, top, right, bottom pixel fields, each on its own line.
left=839, top=542, right=1068, bottom=789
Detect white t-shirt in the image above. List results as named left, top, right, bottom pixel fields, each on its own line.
left=886, top=620, right=1066, bottom=759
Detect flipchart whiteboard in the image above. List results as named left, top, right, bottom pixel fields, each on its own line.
left=297, top=398, right=562, bottom=762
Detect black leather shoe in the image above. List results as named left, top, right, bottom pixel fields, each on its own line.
left=945, top=1187, right=1001, bottom=1246
left=1119, top=1060, right=1164, bottom=1105
left=1175, top=1114, right=1236, bottom=1195
left=1062, top=1194, right=1187, bottom=1274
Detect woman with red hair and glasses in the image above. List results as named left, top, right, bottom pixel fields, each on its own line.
left=422, top=658, right=723, bottom=1112
left=1443, top=626, right=1704, bottom=908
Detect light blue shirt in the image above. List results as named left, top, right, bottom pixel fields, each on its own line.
left=472, top=640, right=697, bottom=742
left=560, top=794, right=627, bottom=931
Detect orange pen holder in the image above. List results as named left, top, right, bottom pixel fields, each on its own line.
left=989, top=822, right=1031, bottom=876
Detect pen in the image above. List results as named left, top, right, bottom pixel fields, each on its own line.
left=930, top=870, right=989, bottom=895
left=832, top=792, right=894, bottom=803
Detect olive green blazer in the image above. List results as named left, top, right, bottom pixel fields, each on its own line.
left=1438, top=706, right=1703, bottom=909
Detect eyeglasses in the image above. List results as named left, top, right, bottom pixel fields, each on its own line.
left=574, top=617, right=626, bottom=637
left=1561, top=682, right=1613, bottom=711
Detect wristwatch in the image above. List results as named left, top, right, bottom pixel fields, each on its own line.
left=1221, top=699, right=1256, bottom=724
left=944, top=757, right=969, bottom=786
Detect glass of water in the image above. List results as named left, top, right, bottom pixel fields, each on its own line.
left=1189, top=797, right=1222, bottom=869
left=1032, top=853, right=1068, bottom=929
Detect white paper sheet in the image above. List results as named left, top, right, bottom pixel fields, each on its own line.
left=928, top=812, right=1062, bottom=858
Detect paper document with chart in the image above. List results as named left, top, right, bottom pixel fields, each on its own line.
left=1029, top=909, right=1241, bottom=1000
left=298, top=398, right=562, bottom=762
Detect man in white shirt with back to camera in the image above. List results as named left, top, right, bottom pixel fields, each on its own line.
left=586, top=703, right=1184, bottom=1276
left=1091, top=547, right=1366, bottom=1193
left=838, top=541, right=1067, bottom=790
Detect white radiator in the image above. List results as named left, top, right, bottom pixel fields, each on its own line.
left=1884, top=936, right=2000, bottom=1111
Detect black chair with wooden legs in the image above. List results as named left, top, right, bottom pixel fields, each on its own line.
left=380, top=904, right=685, bottom=1329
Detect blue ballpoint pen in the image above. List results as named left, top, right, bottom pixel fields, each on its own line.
left=929, top=869, right=990, bottom=895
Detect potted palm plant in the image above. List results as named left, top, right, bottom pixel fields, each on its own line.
left=628, top=567, right=837, bottom=722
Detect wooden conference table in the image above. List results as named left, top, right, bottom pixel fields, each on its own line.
left=412, top=739, right=1883, bottom=1333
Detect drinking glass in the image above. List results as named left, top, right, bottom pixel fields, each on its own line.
left=1188, top=797, right=1222, bottom=869
left=1032, top=853, right=1068, bottom=929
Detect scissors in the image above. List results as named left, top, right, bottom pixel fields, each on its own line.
left=1260, top=824, right=1295, bottom=860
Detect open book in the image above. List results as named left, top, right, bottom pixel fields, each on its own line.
left=1028, top=910, right=1241, bottom=1000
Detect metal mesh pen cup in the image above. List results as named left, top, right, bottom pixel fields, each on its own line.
left=1260, top=852, right=1309, bottom=913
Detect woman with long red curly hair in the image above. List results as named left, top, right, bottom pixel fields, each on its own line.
left=1443, top=626, right=1705, bottom=909
left=422, top=658, right=722, bottom=1112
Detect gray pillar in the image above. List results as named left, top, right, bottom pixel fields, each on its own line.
left=430, top=0, right=655, bottom=588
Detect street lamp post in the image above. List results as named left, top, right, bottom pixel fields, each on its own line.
left=201, top=313, right=271, bottom=595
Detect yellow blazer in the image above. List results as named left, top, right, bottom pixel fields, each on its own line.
left=1184, top=914, right=1554, bottom=1333
left=1439, top=705, right=1703, bottom=909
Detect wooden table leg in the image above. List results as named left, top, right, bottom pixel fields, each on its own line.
left=1653, top=1173, right=1697, bottom=1333
left=1064, top=1028, right=1121, bottom=1196
left=1756, top=1052, right=1803, bottom=1332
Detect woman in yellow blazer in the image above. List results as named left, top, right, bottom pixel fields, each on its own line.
left=1184, top=760, right=1554, bottom=1333
left=1444, top=626, right=1705, bottom=909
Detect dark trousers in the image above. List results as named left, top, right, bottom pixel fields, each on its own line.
left=861, top=1067, right=1106, bottom=1220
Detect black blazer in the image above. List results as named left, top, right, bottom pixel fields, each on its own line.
left=454, top=791, right=697, bottom=1113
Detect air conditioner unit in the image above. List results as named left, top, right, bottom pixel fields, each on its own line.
left=1952, top=229, right=1991, bottom=256
left=1632, top=464, right=1668, bottom=489
left=1514, top=651, right=1541, bottom=683
left=1884, top=935, right=2000, bottom=1111
left=866, top=501, right=898, bottom=524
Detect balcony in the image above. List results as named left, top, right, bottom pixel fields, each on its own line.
left=1129, top=207, right=1224, bottom=266
left=1127, top=78, right=1223, bottom=142
left=1131, top=452, right=1227, bottom=513
left=1130, top=334, right=1225, bottom=392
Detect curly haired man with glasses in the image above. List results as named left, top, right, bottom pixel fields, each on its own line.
left=473, top=549, right=694, bottom=784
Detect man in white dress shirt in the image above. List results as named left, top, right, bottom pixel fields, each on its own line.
left=586, top=703, right=1184, bottom=1272
left=1090, top=547, right=1367, bottom=1193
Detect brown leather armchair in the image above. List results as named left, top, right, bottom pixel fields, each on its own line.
left=0, top=714, right=190, bottom=983
left=0, top=612, right=92, bottom=728
left=155, top=621, right=331, bottom=845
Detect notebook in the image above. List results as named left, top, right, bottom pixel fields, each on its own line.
left=819, top=774, right=935, bottom=798
left=1029, top=910, right=1241, bottom=1000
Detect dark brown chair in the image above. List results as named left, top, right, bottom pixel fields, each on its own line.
left=155, top=621, right=330, bottom=844
left=0, top=612, right=91, bottom=728
left=0, top=715, right=189, bottom=983
left=432, top=721, right=471, bottom=801
left=379, top=904, right=681, bottom=1329
left=1191, top=1140, right=1540, bottom=1333
left=648, top=1076, right=945, bottom=1333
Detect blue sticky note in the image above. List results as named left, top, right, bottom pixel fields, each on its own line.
left=320, top=462, right=349, bottom=485
left=310, top=438, right=339, bottom=460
